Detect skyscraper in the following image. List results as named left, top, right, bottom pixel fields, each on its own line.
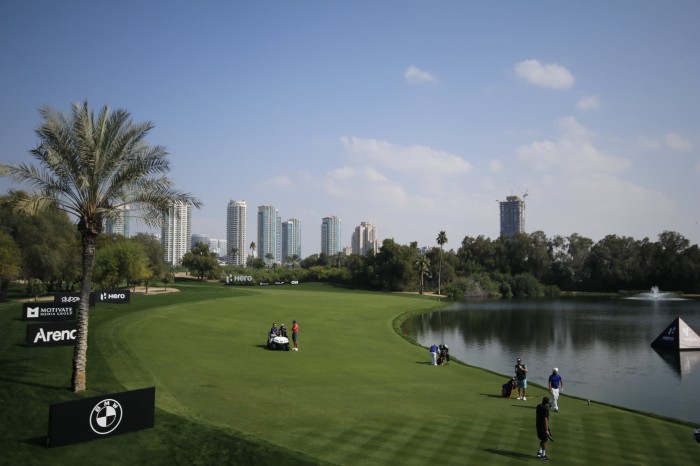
left=104, top=205, right=130, bottom=237
left=282, top=218, right=302, bottom=262
left=321, top=216, right=341, bottom=256
left=162, top=201, right=192, bottom=265
left=257, top=205, right=281, bottom=266
left=351, top=221, right=379, bottom=255
left=226, top=200, right=247, bottom=266
left=499, top=195, right=526, bottom=237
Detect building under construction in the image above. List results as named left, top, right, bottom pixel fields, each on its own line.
left=499, top=195, right=526, bottom=238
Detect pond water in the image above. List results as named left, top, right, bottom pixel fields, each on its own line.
left=402, top=295, right=700, bottom=424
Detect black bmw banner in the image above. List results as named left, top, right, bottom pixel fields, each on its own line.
left=48, top=387, right=155, bottom=447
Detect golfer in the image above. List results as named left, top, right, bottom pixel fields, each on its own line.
left=292, top=320, right=299, bottom=351
left=536, top=396, right=551, bottom=461
left=429, top=344, right=439, bottom=365
left=548, top=368, right=563, bottom=412
left=515, top=358, right=528, bottom=400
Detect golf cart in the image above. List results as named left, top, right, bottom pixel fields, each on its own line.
left=267, top=332, right=290, bottom=351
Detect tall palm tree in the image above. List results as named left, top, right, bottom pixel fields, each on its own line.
left=414, top=254, right=431, bottom=295
left=230, top=247, right=239, bottom=265
left=0, top=101, right=200, bottom=392
left=250, top=241, right=256, bottom=261
left=436, top=230, right=448, bottom=295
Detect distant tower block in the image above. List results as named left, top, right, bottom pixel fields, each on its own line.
left=499, top=195, right=526, bottom=237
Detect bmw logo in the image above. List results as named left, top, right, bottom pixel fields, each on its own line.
left=89, top=399, right=123, bottom=435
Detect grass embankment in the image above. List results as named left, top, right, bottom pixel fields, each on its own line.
left=1, top=281, right=697, bottom=465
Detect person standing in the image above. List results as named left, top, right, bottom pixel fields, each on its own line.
left=429, top=344, right=439, bottom=365
left=515, top=358, right=528, bottom=400
left=536, top=396, right=551, bottom=460
left=291, top=320, right=299, bottom=351
left=548, top=368, right=563, bottom=412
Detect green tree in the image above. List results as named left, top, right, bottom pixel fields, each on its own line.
left=250, top=241, right=256, bottom=260
left=93, top=239, right=150, bottom=289
left=436, top=231, right=448, bottom=295
left=132, top=233, right=165, bottom=293
left=0, top=231, right=22, bottom=301
left=0, top=101, right=200, bottom=392
left=182, top=242, right=219, bottom=280
left=414, top=254, right=431, bottom=294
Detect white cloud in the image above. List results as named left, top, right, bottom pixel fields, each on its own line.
left=340, top=136, right=471, bottom=176
left=516, top=117, right=630, bottom=174
left=515, top=59, right=575, bottom=90
left=404, top=65, right=436, bottom=84
left=489, top=159, right=503, bottom=173
left=576, top=95, right=601, bottom=111
left=665, top=132, right=692, bottom=151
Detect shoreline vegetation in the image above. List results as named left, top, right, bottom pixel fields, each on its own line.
left=1, top=280, right=697, bottom=465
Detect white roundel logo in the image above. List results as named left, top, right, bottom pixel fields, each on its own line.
left=90, top=399, right=123, bottom=435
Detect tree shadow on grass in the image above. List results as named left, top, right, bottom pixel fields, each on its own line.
left=484, top=448, right=533, bottom=460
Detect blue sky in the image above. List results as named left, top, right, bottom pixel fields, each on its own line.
left=2, top=1, right=699, bottom=255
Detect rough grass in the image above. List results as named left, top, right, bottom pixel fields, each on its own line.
left=1, top=280, right=697, bottom=465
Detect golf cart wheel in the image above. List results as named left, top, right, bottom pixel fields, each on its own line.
left=270, top=343, right=277, bottom=350
left=284, top=344, right=290, bottom=351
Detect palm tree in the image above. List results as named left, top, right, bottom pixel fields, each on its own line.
left=0, top=101, right=200, bottom=392
left=415, top=254, right=431, bottom=294
left=436, top=230, right=448, bottom=295
left=250, top=242, right=256, bottom=261
left=230, top=247, right=239, bottom=265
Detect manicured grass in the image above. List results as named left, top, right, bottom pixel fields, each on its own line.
left=1, top=281, right=697, bottom=465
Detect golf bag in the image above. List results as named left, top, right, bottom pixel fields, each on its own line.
left=437, top=344, right=450, bottom=365
left=501, top=377, right=516, bottom=398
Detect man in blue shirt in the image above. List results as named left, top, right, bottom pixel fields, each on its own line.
left=429, top=344, right=439, bottom=365
left=548, top=368, right=563, bottom=412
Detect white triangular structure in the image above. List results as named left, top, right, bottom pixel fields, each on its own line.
left=651, top=317, right=700, bottom=350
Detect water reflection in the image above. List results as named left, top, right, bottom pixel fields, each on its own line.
left=403, top=297, right=700, bottom=424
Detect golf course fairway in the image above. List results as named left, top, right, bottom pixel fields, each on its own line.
left=1, top=280, right=697, bottom=465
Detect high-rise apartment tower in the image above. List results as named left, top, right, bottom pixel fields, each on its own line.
left=499, top=195, right=526, bottom=238
left=227, top=200, right=247, bottom=265
left=257, top=205, right=281, bottom=266
left=321, top=216, right=342, bottom=256
left=351, top=221, right=378, bottom=255
left=282, top=218, right=302, bottom=262
left=162, top=201, right=192, bottom=265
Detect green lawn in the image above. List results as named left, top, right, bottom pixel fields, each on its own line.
left=1, top=281, right=697, bottom=465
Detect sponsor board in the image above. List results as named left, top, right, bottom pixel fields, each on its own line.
left=226, top=275, right=254, bottom=286
left=22, top=303, right=76, bottom=321
left=96, top=289, right=131, bottom=304
left=26, top=322, right=78, bottom=347
left=48, top=387, right=155, bottom=447
left=53, top=291, right=96, bottom=308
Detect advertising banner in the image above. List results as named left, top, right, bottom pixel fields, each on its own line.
left=48, top=387, right=156, bottom=447
left=96, top=289, right=131, bottom=304
left=26, top=322, right=78, bottom=347
left=22, top=303, right=76, bottom=321
left=53, top=291, right=96, bottom=308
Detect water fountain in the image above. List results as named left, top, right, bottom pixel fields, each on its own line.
left=626, top=286, right=686, bottom=301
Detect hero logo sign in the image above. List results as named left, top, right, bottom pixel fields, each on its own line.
left=90, top=399, right=123, bottom=435
left=97, top=289, right=131, bottom=304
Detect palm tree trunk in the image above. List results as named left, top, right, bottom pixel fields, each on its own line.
left=71, top=232, right=97, bottom=392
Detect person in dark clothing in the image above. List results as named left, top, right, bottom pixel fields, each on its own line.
left=536, top=396, right=551, bottom=461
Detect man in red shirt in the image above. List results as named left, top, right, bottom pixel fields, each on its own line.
left=292, top=320, right=299, bottom=351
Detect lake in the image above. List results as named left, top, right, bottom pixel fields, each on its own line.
left=402, top=294, right=700, bottom=424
